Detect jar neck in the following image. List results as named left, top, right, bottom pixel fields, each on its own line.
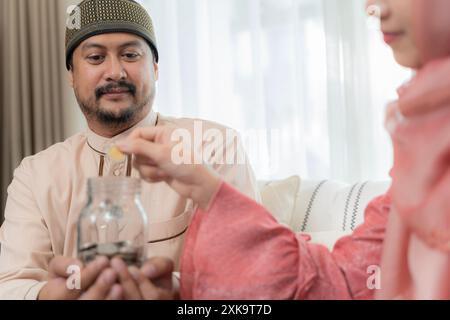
left=87, top=177, right=141, bottom=202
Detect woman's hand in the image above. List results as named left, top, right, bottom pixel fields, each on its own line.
left=117, top=126, right=222, bottom=210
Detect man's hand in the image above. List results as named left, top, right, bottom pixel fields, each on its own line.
left=110, top=257, right=177, bottom=300
left=38, top=256, right=122, bottom=300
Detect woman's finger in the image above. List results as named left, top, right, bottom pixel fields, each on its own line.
left=127, top=127, right=160, bottom=141
left=135, top=164, right=170, bottom=181
left=134, top=155, right=157, bottom=167
left=117, top=138, right=168, bottom=165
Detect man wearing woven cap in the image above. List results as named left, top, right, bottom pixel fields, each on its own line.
left=0, top=0, right=260, bottom=300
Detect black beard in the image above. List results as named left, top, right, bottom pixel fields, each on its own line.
left=78, top=97, right=150, bottom=129
left=75, top=82, right=153, bottom=129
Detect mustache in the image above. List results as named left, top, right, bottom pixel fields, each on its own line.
left=95, top=81, right=136, bottom=100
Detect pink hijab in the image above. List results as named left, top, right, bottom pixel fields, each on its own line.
left=377, top=0, right=450, bottom=300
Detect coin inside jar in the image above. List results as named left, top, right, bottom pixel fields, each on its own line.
left=97, top=242, right=119, bottom=256
left=79, top=241, right=142, bottom=266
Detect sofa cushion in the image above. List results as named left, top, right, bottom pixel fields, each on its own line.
left=258, top=176, right=301, bottom=229
left=259, top=177, right=391, bottom=248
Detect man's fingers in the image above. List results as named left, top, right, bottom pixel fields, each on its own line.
left=39, top=278, right=74, bottom=300
left=79, top=268, right=117, bottom=300
left=53, top=256, right=111, bottom=300
left=105, top=284, right=123, bottom=300
left=141, top=257, right=174, bottom=281
left=46, top=256, right=107, bottom=300
left=129, top=267, right=174, bottom=300
left=110, top=258, right=142, bottom=300
left=48, top=256, right=83, bottom=278
left=79, top=256, right=110, bottom=292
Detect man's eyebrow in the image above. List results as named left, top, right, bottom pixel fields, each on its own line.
left=80, top=40, right=144, bottom=51
left=81, top=43, right=107, bottom=51
left=118, top=40, right=144, bottom=49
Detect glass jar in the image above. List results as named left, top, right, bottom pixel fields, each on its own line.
left=77, top=177, right=148, bottom=266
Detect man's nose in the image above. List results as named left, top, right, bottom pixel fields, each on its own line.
left=104, top=56, right=127, bottom=81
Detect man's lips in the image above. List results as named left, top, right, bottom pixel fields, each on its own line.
left=101, top=90, right=131, bottom=100
left=96, top=81, right=136, bottom=100
left=382, top=31, right=404, bottom=45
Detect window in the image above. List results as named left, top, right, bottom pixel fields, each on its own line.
left=140, top=0, right=411, bottom=182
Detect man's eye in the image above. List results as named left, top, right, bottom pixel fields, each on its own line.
left=87, top=55, right=105, bottom=63
left=123, top=53, right=140, bottom=60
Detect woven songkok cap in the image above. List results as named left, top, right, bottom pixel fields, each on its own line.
left=65, top=0, right=158, bottom=70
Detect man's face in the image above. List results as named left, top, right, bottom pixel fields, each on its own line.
left=69, top=33, right=158, bottom=131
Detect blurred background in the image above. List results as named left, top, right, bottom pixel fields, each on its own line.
left=0, top=0, right=411, bottom=221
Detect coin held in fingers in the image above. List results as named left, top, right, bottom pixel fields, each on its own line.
left=107, top=145, right=126, bottom=163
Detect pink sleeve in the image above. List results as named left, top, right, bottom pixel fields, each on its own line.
left=180, top=182, right=390, bottom=300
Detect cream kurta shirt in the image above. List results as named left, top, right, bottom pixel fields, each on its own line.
left=0, top=110, right=260, bottom=299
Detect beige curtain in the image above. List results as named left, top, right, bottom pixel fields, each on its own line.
left=1, top=0, right=66, bottom=223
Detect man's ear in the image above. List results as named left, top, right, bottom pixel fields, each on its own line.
left=68, top=69, right=74, bottom=88
left=153, top=62, right=159, bottom=81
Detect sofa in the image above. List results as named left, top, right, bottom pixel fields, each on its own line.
left=259, top=176, right=391, bottom=249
